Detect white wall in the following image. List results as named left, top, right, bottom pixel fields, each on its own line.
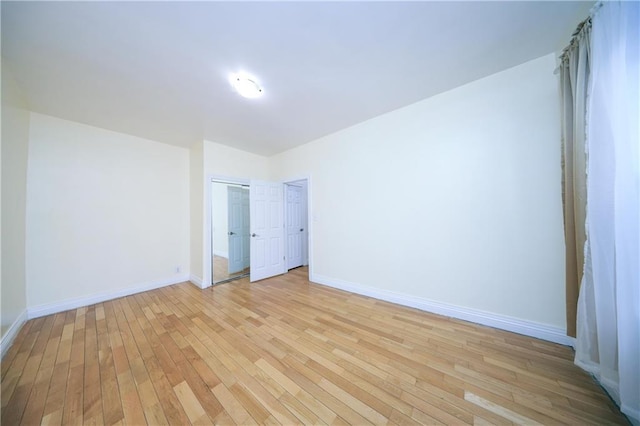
left=1, top=67, right=30, bottom=338
left=211, top=182, right=229, bottom=257
left=26, top=113, right=190, bottom=311
left=204, top=140, right=270, bottom=180
left=189, top=140, right=204, bottom=283
left=270, top=54, right=566, bottom=330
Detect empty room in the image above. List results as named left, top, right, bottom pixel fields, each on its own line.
left=1, top=1, right=638, bottom=425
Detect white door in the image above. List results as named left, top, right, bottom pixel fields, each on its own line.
left=250, top=180, right=285, bottom=282
left=227, top=186, right=244, bottom=274
left=286, top=184, right=304, bottom=270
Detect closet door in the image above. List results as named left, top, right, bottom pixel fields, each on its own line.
left=285, top=184, right=304, bottom=270
left=250, top=180, right=285, bottom=282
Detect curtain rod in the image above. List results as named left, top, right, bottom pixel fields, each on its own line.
left=554, top=19, right=590, bottom=75
left=554, top=1, right=603, bottom=75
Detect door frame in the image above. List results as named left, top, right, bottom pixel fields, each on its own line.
left=206, top=174, right=250, bottom=288
left=283, top=175, right=313, bottom=277
left=226, top=185, right=249, bottom=275
left=203, top=173, right=313, bottom=288
left=284, top=181, right=307, bottom=269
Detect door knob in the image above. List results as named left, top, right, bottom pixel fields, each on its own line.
left=300, top=228, right=304, bottom=232
left=228, top=231, right=235, bottom=235
left=252, top=233, right=258, bottom=237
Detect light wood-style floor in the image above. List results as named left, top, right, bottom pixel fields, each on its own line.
left=213, top=255, right=249, bottom=283
left=1, top=267, right=628, bottom=425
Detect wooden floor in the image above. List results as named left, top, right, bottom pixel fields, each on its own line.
left=1, top=267, right=627, bottom=425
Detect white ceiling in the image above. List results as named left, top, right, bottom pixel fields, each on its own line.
left=1, top=1, right=592, bottom=156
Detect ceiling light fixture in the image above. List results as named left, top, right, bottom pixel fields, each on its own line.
left=230, top=73, right=263, bottom=99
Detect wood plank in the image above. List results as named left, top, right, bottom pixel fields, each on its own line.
left=1, top=319, right=34, bottom=379
left=83, top=306, right=104, bottom=425
left=174, top=380, right=212, bottom=424
left=212, top=382, right=255, bottom=425
left=96, top=302, right=125, bottom=426
left=465, top=391, right=540, bottom=425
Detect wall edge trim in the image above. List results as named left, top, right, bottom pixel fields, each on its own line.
left=1, top=309, right=29, bottom=359
left=310, top=273, right=572, bottom=346
left=27, top=274, right=190, bottom=319
left=190, top=274, right=205, bottom=289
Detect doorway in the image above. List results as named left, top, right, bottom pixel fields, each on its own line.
left=211, top=181, right=250, bottom=284
left=207, top=176, right=311, bottom=286
left=285, top=180, right=309, bottom=271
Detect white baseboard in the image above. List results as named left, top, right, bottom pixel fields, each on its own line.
left=213, top=251, right=228, bottom=259
left=311, top=273, right=573, bottom=346
left=190, top=274, right=205, bottom=289
left=1, top=309, right=28, bottom=359
left=28, top=274, right=190, bottom=319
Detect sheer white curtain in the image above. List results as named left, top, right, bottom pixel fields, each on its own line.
left=574, top=1, right=639, bottom=424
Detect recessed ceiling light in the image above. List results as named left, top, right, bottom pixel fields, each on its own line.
left=230, top=73, right=263, bottom=99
